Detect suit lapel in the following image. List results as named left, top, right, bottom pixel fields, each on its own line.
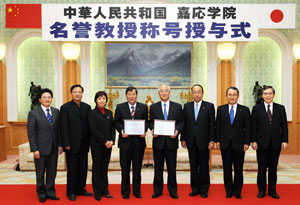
left=224, top=105, right=231, bottom=125
left=232, top=104, right=242, bottom=125
left=168, top=102, right=175, bottom=120
left=272, top=103, right=277, bottom=121
left=38, top=107, right=51, bottom=128
left=196, top=101, right=206, bottom=122
left=260, top=103, right=270, bottom=122
left=134, top=103, right=140, bottom=119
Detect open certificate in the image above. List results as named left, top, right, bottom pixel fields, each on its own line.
left=124, top=120, right=145, bottom=135
left=153, top=120, right=175, bottom=136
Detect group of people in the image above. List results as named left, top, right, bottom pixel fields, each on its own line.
left=27, top=83, right=288, bottom=203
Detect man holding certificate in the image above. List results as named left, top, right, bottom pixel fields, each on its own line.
left=114, top=86, right=148, bottom=199
left=181, top=84, right=215, bottom=198
left=149, top=84, right=184, bottom=199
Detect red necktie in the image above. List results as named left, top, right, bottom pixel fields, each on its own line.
left=131, top=106, right=135, bottom=119
left=267, top=104, right=272, bottom=123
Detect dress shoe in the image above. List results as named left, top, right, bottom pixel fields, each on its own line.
left=170, top=194, right=178, bottom=199
left=152, top=193, right=162, bottom=198
left=189, top=192, right=198, bottom=197
left=134, top=193, right=142, bottom=198
left=95, top=195, right=101, bottom=201
left=235, top=194, right=242, bottom=199
left=226, top=193, right=233, bottom=198
left=268, top=192, right=280, bottom=199
left=39, top=198, right=46, bottom=203
left=46, top=196, right=60, bottom=200
left=257, top=192, right=266, bottom=198
left=68, top=194, right=76, bottom=201
left=77, top=190, right=93, bottom=196
left=122, top=194, right=129, bottom=199
left=102, top=193, right=114, bottom=198
left=201, top=193, right=208, bottom=198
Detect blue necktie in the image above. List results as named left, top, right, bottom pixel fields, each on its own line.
left=194, top=103, right=199, bottom=121
left=230, top=106, right=234, bottom=125
left=46, top=108, right=52, bottom=125
left=163, top=103, right=168, bottom=120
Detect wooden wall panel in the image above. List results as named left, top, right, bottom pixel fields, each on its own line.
left=0, top=127, right=6, bottom=161
left=6, top=121, right=28, bottom=155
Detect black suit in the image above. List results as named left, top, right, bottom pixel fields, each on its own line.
left=89, top=107, right=115, bottom=197
left=181, top=101, right=215, bottom=195
left=252, top=102, right=288, bottom=194
left=216, top=104, right=251, bottom=196
left=60, top=100, right=91, bottom=196
left=27, top=106, right=61, bottom=200
left=114, top=102, right=148, bottom=196
left=149, top=101, right=184, bottom=196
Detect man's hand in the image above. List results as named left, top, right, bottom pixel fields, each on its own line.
left=121, top=130, right=129, bottom=138
left=181, top=140, right=187, bottom=149
left=208, top=141, right=214, bottom=149
left=170, top=130, right=179, bottom=139
left=105, top=141, right=114, bottom=149
left=65, top=146, right=70, bottom=151
left=216, top=142, right=220, bottom=149
left=281, top=142, right=288, bottom=150
left=252, top=142, right=257, bottom=150
left=151, top=129, right=158, bottom=138
left=58, top=147, right=63, bottom=155
left=34, top=151, right=40, bottom=159
left=140, top=133, right=146, bottom=138
left=244, top=144, right=249, bottom=152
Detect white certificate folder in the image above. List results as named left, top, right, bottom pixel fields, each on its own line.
left=153, top=119, right=175, bottom=136
left=124, top=120, right=145, bottom=135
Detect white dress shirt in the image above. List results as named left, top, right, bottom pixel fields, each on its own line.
left=228, top=103, right=237, bottom=118
left=161, top=100, right=170, bottom=115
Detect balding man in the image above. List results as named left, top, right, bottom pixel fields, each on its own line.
left=149, top=84, right=184, bottom=199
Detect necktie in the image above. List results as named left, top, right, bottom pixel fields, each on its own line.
left=267, top=104, right=272, bottom=123
left=131, top=106, right=135, bottom=119
left=46, top=108, right=52, bottom=125
left=230, top=106, right=234, bottom=125
left=163, top=103, right=168, bottom=120
left=194, top=103, right=199, bottom=121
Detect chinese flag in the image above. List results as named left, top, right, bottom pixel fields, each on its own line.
left=6, top=4, right=41, bottom=28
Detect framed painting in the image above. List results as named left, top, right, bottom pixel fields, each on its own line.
left=106, top=42, right=192, bottom=88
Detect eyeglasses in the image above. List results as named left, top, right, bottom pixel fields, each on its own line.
left=263, top=92, right=274, bottom=96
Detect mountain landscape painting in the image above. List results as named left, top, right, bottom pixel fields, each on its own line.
left=106, top=43, right=192, bottom=87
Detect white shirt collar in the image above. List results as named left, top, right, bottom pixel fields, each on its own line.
left=128, top=102, right=136, bottom=111
left=264, top=102, right=273, bottom=113
left=41, top=105, right=51, bottom=116
left=194, top=100, right=202, bottom=107
left=161, top=100, right=170, bottom=114
left=228, top=103, right=237, bottom=116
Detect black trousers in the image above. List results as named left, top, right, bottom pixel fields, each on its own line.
left=119, top=140, right=145, bottom=195
left=188, top=144, right=210, bottom=194
left=34, top=146, right=58, bottom=200
left=221, top=141, right=245, bottom=196
left=91, top=145, right=112, bottom=197
left=153, top=145, right=177, bottom=196
left=66, top=141, right=88, bottom=196
left=256, top=146, right=280, bottom=194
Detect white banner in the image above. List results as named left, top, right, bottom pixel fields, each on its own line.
left=42, top=4, right=295, bottom=41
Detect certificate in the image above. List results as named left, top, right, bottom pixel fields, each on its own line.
left=124, top=120, right=145, bottom=135
left=153, top=119, right=175, bottom=136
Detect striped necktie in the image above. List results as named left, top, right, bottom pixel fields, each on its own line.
left=46, top=108, right=52, bottom=125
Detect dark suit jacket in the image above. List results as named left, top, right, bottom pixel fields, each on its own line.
left=114, top=102, right=148, bottom=150
left=27, top=106, right=61, bottom=156
left=89, top=107, right=115, bottom=146
left=149, top=101, right=184, bottom=150
left=181, top=101, right=215, bottom=150
left=60, top=101, right=91, bottom=154
left=251, top=103, right=288, bottom=151
left=216, top=104, right=251, bottom=151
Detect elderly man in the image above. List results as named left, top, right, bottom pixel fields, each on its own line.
left=149, top=84, right=184, bottom=199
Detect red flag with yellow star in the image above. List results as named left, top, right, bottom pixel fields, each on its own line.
left=6, top=4, right=41, bottom=28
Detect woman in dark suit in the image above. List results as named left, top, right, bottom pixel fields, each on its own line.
left=89, top=91, right=115, bottom=201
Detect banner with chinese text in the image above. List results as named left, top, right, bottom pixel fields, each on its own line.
left=42, top=4, right=295, bottom=41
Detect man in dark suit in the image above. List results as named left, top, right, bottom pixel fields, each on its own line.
left=181, top=84, right=215, bottom=198
left=216, top=87, right=251, bottom=199
left=149, top=84, right=184, bottom=199
left=114, top=86, right=148, bottom=199
left=252, top=85, right=288, bottom=199
left=27, top=88, right=63, bottom=203
left=60, top=84, right=92, bottom=201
